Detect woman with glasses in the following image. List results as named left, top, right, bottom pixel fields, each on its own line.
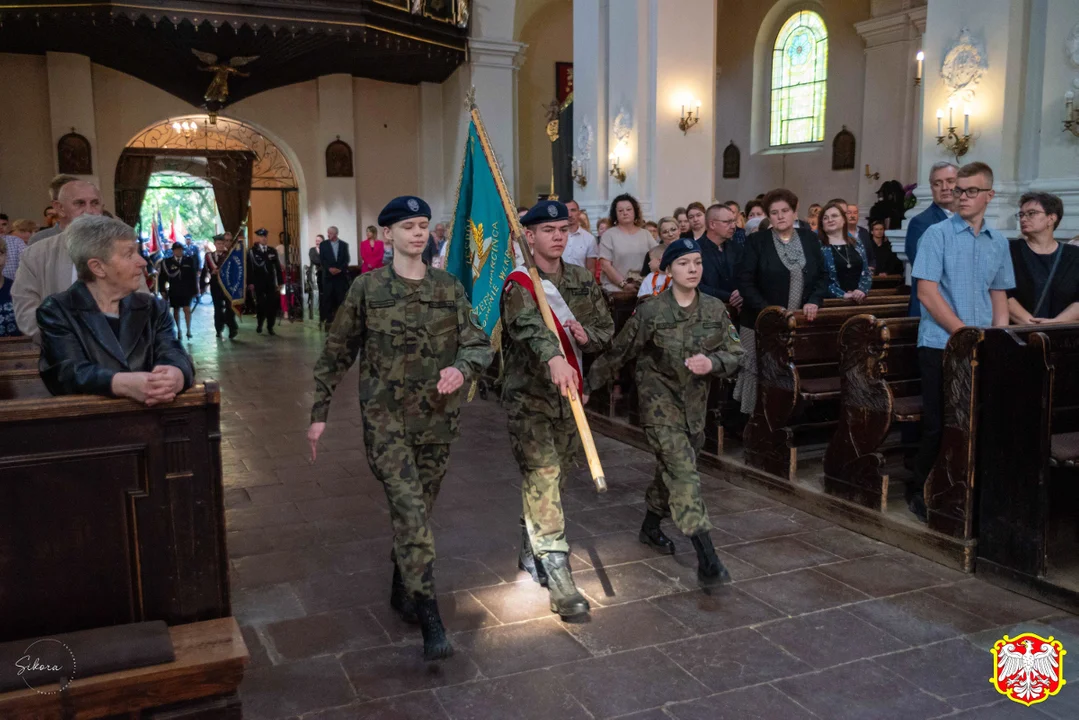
left=817, top=201, right=872, bottom=303
left=1007, top=192, right=1079, bottom=324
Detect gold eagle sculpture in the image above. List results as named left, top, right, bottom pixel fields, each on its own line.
left=191, top=49, right=260, bottom=105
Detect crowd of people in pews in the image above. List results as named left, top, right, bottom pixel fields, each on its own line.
left=552, top=160, right=1077, bottom=522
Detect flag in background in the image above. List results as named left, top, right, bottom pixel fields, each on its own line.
left=156, top=210, right=166, bottom=250
left=444, top=119, right=518, bottom=347
left=217, top=235, right=247, bottom=313
left=168, top=217, right=176, bottom=243
left=174, top=212, right=188, bottom=243
left=146, top=217, right=159, bottom=254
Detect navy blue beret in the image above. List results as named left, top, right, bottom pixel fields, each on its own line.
left=254, top=228, right=268, bottom=237
left=378, top=196, right=432, bottom=227
left=659, top=237, right=701, bottom=271
left=520, top=200, right=568, bottom=227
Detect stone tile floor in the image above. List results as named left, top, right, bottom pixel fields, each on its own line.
left=181, top=303, right=1079, bottom=719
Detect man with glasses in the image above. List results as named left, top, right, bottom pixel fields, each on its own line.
left=905, top=161, right=959, bottom=316
left=698, top=204, right=742, bottom=309
left=908, top=161, right=1014, bottom=523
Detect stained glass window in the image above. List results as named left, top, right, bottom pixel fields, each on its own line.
left=770, top=10, right=828, bottom=146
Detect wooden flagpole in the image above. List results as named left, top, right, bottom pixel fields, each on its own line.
left=466, top=89, right=607, bottom=493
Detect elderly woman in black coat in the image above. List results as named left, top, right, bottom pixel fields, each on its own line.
left=734, top=188, right=830, bottom=415
left=37, top=214, right=194, bottom=402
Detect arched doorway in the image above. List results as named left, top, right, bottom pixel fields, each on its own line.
left=115, top=116, right=306, bottom=319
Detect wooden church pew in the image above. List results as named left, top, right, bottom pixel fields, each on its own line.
left=972, top=324, right=1079, bottom=613
left=0, top=383, right=231, bottom=642
left=0, top=617, right=247, bottom=720
left=823, top=314, right=921, bottom=510
left=743, top=298, right=909, bottom=481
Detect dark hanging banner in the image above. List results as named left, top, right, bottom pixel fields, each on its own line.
left=552, top=99, right=573, bottom=202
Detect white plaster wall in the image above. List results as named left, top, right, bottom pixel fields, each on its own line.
left=0, top=54, right=56, bottom=222
left=1033, top=0, right=1079, bottom=233
left=441, top=64, right=473, bottom=225
left=714, top=0, right=872, bottom=210
left=353, top=77, right=421, bottom=235
left=652, top=0, right=717, bottom=217
left=516, top=0, right=573, bottom=202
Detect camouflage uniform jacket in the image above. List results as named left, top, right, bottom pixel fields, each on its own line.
left=500, top=262, right=615, bottom=420
left=311, top=264, right=494, bottom=444
left=586, top=289, right=742, bottom=434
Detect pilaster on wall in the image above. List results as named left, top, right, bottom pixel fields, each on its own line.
left=855, top=6, right=925, bottom=219
left=317, top=74, right=358, bottom=240
left=46, top=52, right=101, bottom=187
left=572, top=0, right=609, bottom=224
left=417, top=82, right=446, bottom=221
left=916, top=0, right=1031, bottom=232
left=469, top=37, right=527, bottom=202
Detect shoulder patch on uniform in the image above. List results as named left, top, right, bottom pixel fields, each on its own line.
left=728, top=324, right=740, bottom=343
left=469, top=309, right=483, bottom=329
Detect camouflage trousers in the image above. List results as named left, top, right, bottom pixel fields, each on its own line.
left=644, top=426, right=712, bottom=536
left=508, top=414, right=581, bottom=556
left=365, top=437, right=451, bottom=599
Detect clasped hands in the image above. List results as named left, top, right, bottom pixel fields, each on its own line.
left=111, top=365, right=185, bottom=406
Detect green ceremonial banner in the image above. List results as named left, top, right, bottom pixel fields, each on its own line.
left=444, top=119, right=518, bottom=346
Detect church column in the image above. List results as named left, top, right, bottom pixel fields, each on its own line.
left=601, top=0, right=717, bottom=220
left=316, top=75, right=358, bottom=241
left=417, top=81, right=445, bottom=221
left=469, top=37, right=527, bottom=201
left=46, top=52, right=101, bottom=188
left=854, top=7, right=926, bottom=218
left=916, top=0, right=1033, bottom=230
left=571, top=0, right=609, bottom=224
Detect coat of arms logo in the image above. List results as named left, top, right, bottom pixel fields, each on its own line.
left=990, top=633, right=1066, bottom=706
left=940, top=28, right=988, bottom=104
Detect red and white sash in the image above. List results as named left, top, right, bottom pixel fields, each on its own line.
left=505, top=267, right=584, bottom=392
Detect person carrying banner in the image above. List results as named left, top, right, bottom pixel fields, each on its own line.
left=307, top=195, right=493, bottom=662
left=500, top=200, right=615, bottom=622
left=248, top=228, right=283, bottom=335
left=586, top=238, right=742, bottom=584
left=204, top=233, right=238, bottom=339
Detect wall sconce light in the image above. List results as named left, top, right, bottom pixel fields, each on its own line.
left=1064, top=91, right=1079, bottom=137
left=864, top=164, right=880, bottom=182
left=609, top=141, right=627, bottom=184
left=678, top=99, right=701, bottom=134
left=914, top=51, right=924, bottom=86
left=935, top=101, right=972, bottom=160
left=171, top=120, right=198, bottom=139
left=571, top=157, right=588, bottom=188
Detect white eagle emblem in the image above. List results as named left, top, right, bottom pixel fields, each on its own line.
left=548, top=204, right=558, bottom=217
left=407, top=198, right=420, bottom=212
left=991, top=633, right=1066, bottom=706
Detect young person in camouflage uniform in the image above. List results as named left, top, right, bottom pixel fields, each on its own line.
left=586, top=238, right=742, bottom=584
left=307, top=196, right=493, bottom=660
left=501, top=200, right=614, bottom=621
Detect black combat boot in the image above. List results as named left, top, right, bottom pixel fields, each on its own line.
left=517, top=519, right=548, bottom=586
left=639, top=510, right=676, bottom=554
left=414, top=594, right=454, bottom=661
left=389, top=564, right=418, bottom=624
left=691, top=532, right=731, bottom=585
left=539, top=551, right=590, bottom=621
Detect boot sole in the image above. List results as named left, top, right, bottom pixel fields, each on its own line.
left=638, top=532, right=676, bottom=555
left=551, top=602, right=591, bottom=622
left=423, top=644, right=455, bottom=661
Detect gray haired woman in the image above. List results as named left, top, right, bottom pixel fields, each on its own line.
left=36, top=214, right=194, bottom=401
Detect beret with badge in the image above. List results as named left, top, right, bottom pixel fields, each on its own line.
left=254, top=228, right=268, bottom=237
left=519, top=199, right=568, bottom=227
left=659, top=237, right=702, bottom=271
left=378, top=196, right=432, bottom=227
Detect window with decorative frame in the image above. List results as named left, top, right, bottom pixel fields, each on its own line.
left=770, top=10, right=828, bottom=147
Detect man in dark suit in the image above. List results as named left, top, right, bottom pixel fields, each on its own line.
left=699, top=204, right=743, bottom=311
left=309, top=234, right=325, bottom=326
left=905, top=162, right=958, bottom=317
left=319, top=225, right=350, bottom=326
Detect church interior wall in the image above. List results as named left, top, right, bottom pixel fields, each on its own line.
left=515, top=0, right=573, bottom=203
left=0, top=54, right=55, bottom=227
left=713, top=0, right=872, bottom=211
left=353, top=77, right=421, bottom=239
